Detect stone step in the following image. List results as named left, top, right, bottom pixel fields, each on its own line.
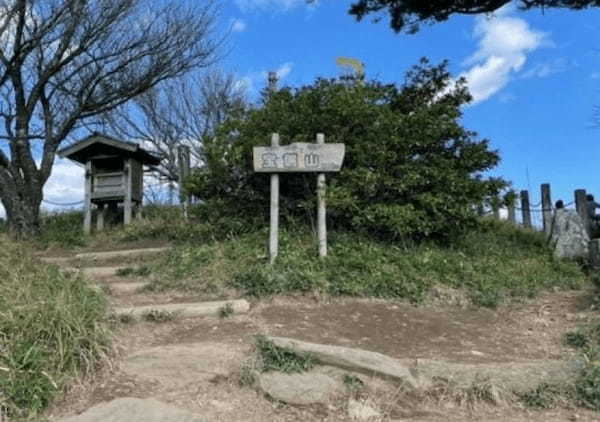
left=103, top=281, right=147, bottom=294
left=114, top=299, right=250, bottom=319
left=62, top=266, right=130, bottom=278
left=40, top=247, right=169, bottom=266
left=74, top=247, right=169, bottom=261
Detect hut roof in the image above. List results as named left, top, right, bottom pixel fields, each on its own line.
left=58, top=132, right=161, bottom=166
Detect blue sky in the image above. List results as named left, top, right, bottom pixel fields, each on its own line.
left=40, top=0, right=600, bottom=226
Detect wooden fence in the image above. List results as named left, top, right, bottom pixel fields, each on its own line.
left=485, top=184, right=596, bottom=238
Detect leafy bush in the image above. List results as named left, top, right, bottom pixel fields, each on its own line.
left=187, top=59, right=506, bottom=242
left=0, top=236, right=111, bottom=417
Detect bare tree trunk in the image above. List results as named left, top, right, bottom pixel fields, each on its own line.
left=1, top=177, right=43, bottom=237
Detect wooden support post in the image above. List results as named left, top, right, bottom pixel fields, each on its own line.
left=541, top=183, right=552, bottom=238
left=316, top=133, right=327, bottom=257
left=575, top=189, right=590, bottom=235
left=177, top=145, right=191, bottom=220
left=83, top=161, right=92, bottom=234
left=96, top=204, right=106, bottom=231
left=124, top=159, right=133, bottom=225
left=520, top=190, right=532, bottom=229
left=508, top=201, right=516, bottom=223
left=269, top=134, right=280, bottom=264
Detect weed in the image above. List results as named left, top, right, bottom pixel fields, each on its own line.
left=564, top=331, right=589, bottom=349
left=519, top=383, right=573, bottom=409
left=142, top=310, right=176, bottom=323
left=343, top=374, right=365, bottom=394
left=218, top=303, right=234, bottom=319
left=238, top=363, right=258, bottom=387
left=116, top=266, right=151, bottom=277
left=575, top=348, right=600, bottom=410
left=255, top=335, right=315, bottom=373
left=116, top=313, right=136, bottom=324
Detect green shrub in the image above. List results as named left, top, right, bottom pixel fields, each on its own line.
left=187, top=59, right=506, bottom=243
left=0, top=236, right=111, bottom=417
left=576, top=348, right=600, bottom=410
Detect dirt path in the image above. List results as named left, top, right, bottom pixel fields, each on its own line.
left=44, top=247, right=600, bottom=421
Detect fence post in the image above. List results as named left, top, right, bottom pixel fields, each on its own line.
left=269, top=133, right=280, bottom=264
left=575, top=189, right=590, bottom=235
left=508, top=201, right=516, bottom=223
left=520, top=190, right=532, bottom=229
left=541, top=183, right=552, bottom=238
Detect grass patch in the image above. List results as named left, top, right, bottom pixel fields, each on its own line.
left=218, top=303, right=234, bottom=319
left=116, top=266, right=151, bottom=277
left=142, top=309, right=177, bottom=323
left=255, top=335, right=315, bottom=374
left=0, top=236, right=111, bottom=418
left=136, top=219, right=585, bottom=307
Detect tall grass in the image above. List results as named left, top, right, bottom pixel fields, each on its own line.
left=0, top=236, right=111, bottom=418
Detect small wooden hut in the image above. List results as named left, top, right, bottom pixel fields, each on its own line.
left=58, top=133, right=161, bottom=233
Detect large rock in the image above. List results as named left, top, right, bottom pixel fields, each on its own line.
left=258, top=370, right=342, bottom=405
left=266, top=336, right=420, bottom=389
left=549, top=209, right=590, bottom=259
left=56, top=398, right=204, bottom=422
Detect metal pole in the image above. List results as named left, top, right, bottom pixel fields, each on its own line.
left=316, top=133, right=327, bottom=257
left=269, top=133, right=280, bottom=264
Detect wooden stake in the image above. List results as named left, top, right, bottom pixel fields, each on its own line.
left=316, top=133, right=327, bottom=257
left=541, top=183, right=552, bottom=238
left=520, top=190, right=532, bottom=228
left=84, top=161, right=92, bottom=234
left=269, top=134, right=280, bottom=264
left=177, top=145, right=191, bottom=220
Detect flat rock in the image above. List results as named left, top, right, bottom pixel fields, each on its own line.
left=56, top=397, right=204, bottom=422
left=121, top=342, right=244, bottom=388
left=401, top=358, right=583, bottom=395
left=266, top=336, right=419, bottom=389
left=114, top=299, right=250, bottom=319
left=258, top=370, right=342, bottom=405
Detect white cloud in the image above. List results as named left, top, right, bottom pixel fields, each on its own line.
left=235, top=0, right=318, bottom=12
left=591, top=72, right=600, bottom=80
left=42, top=158, right=85, bottom=211
left=231, top=18, right=247, bottom=33
left=521, top=58, right=567, bottom=79
left=237, top=62, right=294, bottom=96
left=460, top=6, right=547, bottom=104
left=274, top=62, right=293, bottom=80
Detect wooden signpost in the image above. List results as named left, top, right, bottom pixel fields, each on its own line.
left=253, top=133, right=345, bottom=263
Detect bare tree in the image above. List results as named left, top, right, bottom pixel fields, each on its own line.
left=101, top=69, right=246, bottom=193
left=0, top=0, right=221, bottom=236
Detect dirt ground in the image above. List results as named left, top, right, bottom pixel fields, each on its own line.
left=48, top=288, right=600, bottom=422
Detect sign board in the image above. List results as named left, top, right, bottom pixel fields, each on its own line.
left=253, top=142, right=345, bottom=173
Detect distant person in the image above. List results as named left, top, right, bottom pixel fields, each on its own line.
left=587, top=194, right=600, bottom=221
left=555, top=200, right=564, bottom=210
